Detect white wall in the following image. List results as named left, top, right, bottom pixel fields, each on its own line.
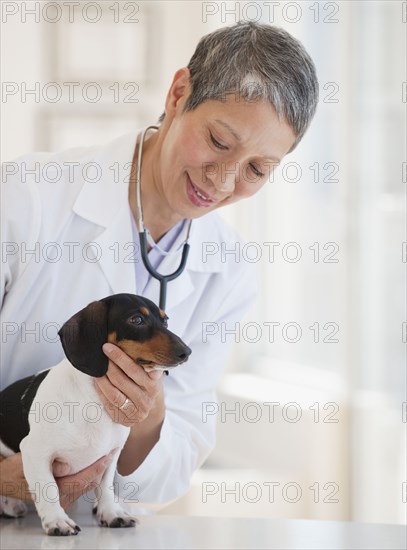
left=1, top=0, right=405, bottom=524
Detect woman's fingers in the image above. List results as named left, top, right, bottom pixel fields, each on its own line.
left=52, top=460, right=71, bottom=477
left=94, top=380, right=133, bottom=426
left=102, top=344, right=142, bottom=382
left=147, top=370, right=163, bottom=380
left=93, top=343, right=164, bottom=427
left=57, top=451, right=116, bottom=512
left=0, top=450, right=119, bottom=512
left=102, top=343, right=160, bottom=388
left=0, top=453, right=33, bottom=503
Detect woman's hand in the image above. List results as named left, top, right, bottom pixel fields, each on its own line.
left=0, top=451, right=116, bottom=511
left=94, top=343, right=165, bottom=428
left=94, top=343, right=166, bottom=475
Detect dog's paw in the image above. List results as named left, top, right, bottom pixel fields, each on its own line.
left=97, top=506, right=138, bottom=528
left=0, top=496, right=27, bottom=518
left=42, top=515, right=81, bottom=536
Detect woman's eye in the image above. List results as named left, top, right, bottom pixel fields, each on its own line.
left=210, top=132, right=228, bottom=150
left=130, top=315, right=143, bottom=325
left=250, top=164, right=264, bottom=178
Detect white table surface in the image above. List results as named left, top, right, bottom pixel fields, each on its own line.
left=0, top=509, right=405, bottom=550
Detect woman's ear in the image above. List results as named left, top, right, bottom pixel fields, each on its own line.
left=164, top=67, right=191, bottom=119
left=58, top=300, right=109, bottom=377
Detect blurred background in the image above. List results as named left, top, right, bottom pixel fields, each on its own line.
left=1, top=0, right=405, bottom=525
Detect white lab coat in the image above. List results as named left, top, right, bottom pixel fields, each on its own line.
left=0, top=131, right=257, bottom=506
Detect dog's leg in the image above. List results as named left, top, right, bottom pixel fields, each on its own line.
left=0, top=495, right=27, bottom=518
left=19, top=438, right=80, bottom=536
left=94, top=451, right=138, bottom=528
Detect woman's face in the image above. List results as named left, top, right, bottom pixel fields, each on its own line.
left=157, top=72, right=297, bottom=220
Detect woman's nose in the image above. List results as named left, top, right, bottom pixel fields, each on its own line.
left=203, top=161, right=237, bottom=194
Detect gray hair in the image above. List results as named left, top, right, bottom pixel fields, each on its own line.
left=158, top=21, right=319, bottom=151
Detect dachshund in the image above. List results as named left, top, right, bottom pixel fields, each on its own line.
left=0, top=293, right=191, bottom=535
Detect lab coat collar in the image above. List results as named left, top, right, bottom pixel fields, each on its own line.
left=72, top=131, right=137, bottom=229
left=71, top=132, right=225, bottom=304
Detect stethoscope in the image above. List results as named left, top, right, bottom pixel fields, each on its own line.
left=135, top=125, right=193, bottom=310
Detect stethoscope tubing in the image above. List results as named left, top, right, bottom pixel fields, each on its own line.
left=139, top=232, right=191, bottom=310
left=135, top=126, right=192, bottom=310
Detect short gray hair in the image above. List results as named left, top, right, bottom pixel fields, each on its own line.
left=158, top=21, right=319, bottom=151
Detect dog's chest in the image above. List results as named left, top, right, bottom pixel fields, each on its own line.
left=28, top=360, right=130, bottom=473
left=52, top=390, right=128, bottom=450
left=51, top=411, right=129, bottom=472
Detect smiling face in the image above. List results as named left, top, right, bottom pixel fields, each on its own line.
left=154, top=70, right=297, bottom=220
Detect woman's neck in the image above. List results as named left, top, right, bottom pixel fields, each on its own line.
left=128, top=129, right=182, bottom=244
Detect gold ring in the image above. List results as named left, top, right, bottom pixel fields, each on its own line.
left=119, top=397, right=132, bottom=411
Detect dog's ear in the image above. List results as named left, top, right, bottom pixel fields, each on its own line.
left=58, top=300, right=109, bottom=377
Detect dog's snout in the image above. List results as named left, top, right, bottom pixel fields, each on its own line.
left=178, top=346, right=192, bottom=362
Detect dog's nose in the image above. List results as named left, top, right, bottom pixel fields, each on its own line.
left=178, top=346, right=192, bottom=361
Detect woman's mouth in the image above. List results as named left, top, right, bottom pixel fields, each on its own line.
left=186, top=174, right=216, bottom=208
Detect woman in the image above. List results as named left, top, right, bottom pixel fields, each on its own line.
left=0, top=21, right=318, bottom=512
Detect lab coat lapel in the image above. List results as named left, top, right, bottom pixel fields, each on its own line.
left=73, top=190, right=138, bottom=295
left=72, top=132, right=139, bottom=295
left=93, top=205, right=138, bottom=295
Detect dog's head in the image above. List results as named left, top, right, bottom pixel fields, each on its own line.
left=58, top=293, right=191, bottom=377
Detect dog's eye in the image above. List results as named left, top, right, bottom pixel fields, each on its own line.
left=129, top=315, right=144, bottom=325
